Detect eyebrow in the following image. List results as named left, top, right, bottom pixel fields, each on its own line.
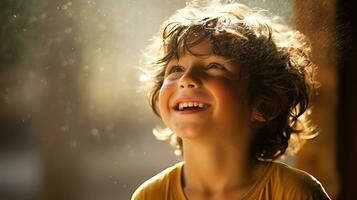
left=168, top=54, right=235, bottom=64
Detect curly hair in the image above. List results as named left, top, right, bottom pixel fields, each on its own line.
left=141, top=1, right=319, bottom=161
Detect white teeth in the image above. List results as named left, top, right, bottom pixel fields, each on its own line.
left=178, top=102, right=208, bottom=111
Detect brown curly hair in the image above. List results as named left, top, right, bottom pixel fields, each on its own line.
left=141, top=1, right=319, bottom=160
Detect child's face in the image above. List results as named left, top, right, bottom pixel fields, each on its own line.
left=158, top=40, right=254, bottom=141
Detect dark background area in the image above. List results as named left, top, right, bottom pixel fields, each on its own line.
left=336, top=0, right=357, bottom=199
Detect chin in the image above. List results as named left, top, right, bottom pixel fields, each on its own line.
left=174, top=125, right=207, bottom=139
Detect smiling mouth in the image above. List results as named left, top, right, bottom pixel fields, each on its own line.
left=174, top=101, right=210, bottom=112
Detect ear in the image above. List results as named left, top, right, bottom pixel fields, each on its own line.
left=251, top=108, right=266, bottom=122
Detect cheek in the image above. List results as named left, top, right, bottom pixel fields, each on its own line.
left=209, top=79, right=250, bottom=118
left=158, top=80, right=175, bottom=118
left=209, top=78, right=241, bottom=100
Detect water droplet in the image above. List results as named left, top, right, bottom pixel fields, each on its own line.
left=70, top=140, right=77, bottom=148
left=29, top=16, right=37, bottom=23
left=65, top=27, right=72, bottom=34
left=91, top=128, right=99, bottom=136
left=40, top=13, right=47, bottom=19
left=40, top=79, right=47, bottom=85
left=60, top=125, right=70, bottom=132
left=83, top=65, right=89, bottom=70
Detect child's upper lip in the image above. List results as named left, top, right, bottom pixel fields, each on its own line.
left=172, top=96, right=211, bottom=110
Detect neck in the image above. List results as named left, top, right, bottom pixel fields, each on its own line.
left=181, top=138, right=262, bottom=195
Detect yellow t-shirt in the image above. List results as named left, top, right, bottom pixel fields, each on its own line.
left=131, top=161, right=330, bottom=200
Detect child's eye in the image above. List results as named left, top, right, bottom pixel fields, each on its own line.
left=207, top=63, right=226, bottom=71
left=167, top=65, right=184, bottom=75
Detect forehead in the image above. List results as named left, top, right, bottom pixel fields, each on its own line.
left=171, top=39, right=234, bottom=65
left=185, top=38, right=213, bottom=55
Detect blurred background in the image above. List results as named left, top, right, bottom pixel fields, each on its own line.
left=0, top=0, right=355, bottom=199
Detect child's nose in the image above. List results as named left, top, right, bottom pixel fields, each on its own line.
left=179, top=68, right=201, bottom=89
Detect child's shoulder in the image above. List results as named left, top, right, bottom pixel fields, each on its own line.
left=261, top=161, right=331, bottom=199
left=131, top=162, right=185, bottom=200
left=270, top=161, right=321, bottom=187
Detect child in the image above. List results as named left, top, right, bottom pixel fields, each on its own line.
left=132, top=1, right=331, bottom=199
